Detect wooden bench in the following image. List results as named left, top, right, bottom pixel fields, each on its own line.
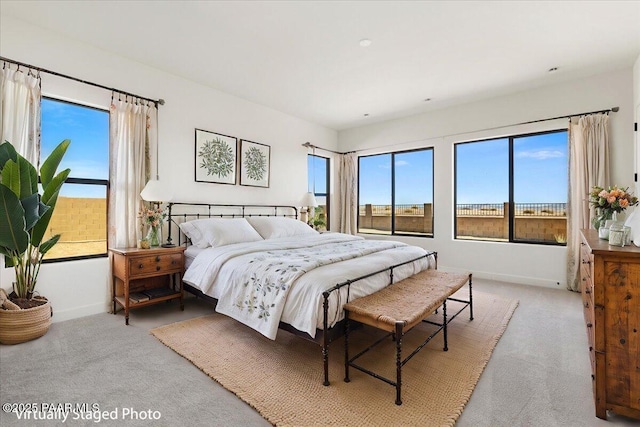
left=343, top=270, right=473, bottom=405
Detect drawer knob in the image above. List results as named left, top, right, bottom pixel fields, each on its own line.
left=584, top=302, right=589, bottom=308
left=138, top=264, right=144, bottom=269
left=585, top=289, right=591, bottom=294
left=156, top=266, right=161, bottom=271
left=586, top=322, right=593, bottom=328
left=589, top=346, right=593, bottom=351
left=582, top=260, right=590, bottom=265
left=156, top=256, right=161, bottom=262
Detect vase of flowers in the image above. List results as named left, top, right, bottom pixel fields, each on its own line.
left=139, top=203, right=166, bottom=247
left=589, top=185, right=638, bottom=237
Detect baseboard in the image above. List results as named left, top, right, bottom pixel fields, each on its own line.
left=51, top=302, right=109, bottom=323
left=438, top=265, right=564, bottom=289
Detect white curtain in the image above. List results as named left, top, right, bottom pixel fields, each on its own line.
left=338, top=153, right=357, bottom=234
left=0, top=65, right=41, bottom=165
left=567, top=113, right=610, bottom=291
left=108, top=94, right=156, bottom=249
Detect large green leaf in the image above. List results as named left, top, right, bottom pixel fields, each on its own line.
left=40, top=139, right=70, bottom=190
left=1, top=155, right=37, bottom=199
left=0, top=184, right=29, bottom=254
left=18, top=154, right=38, bottom=197
left=31, top=168, right=70, bottom=246
left=21, top=193, right=49, bottom=232
left=0, top=141, right=18, bottom=170
left=39, top=234, right=61, bottom=255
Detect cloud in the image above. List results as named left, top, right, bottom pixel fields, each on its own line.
left=378, top=160, right=409, bottom=169
left=516, top=150, right=564, bottom=160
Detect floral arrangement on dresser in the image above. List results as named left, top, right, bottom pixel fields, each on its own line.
left=589, top=185, right=638, bottom=230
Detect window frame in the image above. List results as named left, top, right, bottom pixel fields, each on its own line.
left=307, top=154, right=330, bottom=230
left=40, top=96, right=110, bottom=263
left=453, top=128, right=568, bottom=246
left=357, top=147, right=434, bottom=238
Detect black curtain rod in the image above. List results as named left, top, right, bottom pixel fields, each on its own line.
left=302, top=142, right=355, bottom=155
left=305, top=106, right=619, bottom=155
left=0, top=56, right=164, bottom=107
left=518, top=106, right=618, bottom=126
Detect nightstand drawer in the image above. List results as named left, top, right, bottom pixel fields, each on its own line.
left=128, top=253, right=183, bottom=277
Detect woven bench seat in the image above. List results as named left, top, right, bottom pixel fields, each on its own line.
left=344, top=270, right=473, bottom=405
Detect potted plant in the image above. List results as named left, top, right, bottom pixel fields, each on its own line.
left=0, top=139, right=70, bottom=344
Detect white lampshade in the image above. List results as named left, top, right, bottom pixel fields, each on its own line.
left=141, top=179, right=172, bottom=203
left=302, top=191, right=318, bottom=208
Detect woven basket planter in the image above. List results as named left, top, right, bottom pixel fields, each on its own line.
left=0, top=298, right=52, bottom=345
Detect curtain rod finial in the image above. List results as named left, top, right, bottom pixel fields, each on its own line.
left=158, top=99, right=165, bottom=105
left=611, top=106, right=619, bottom=113
left=302, top=142, right=312, bottom=148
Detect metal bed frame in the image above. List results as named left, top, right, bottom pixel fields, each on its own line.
left=166, top=202, right=437, bottom=385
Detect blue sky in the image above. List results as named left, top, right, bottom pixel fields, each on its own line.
left=353, top=131, right=567, bottom=206
left=358, top=150, right=434, bottom=205
left=41, top=98, right=108, bottom=198
left=456, top=131, right=568, bottom=204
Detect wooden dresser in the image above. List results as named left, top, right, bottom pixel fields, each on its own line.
left=580, top=229, right=640, bottom=420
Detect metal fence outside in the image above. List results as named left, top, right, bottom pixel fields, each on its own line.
left=359, top=203, right=567, bottom=217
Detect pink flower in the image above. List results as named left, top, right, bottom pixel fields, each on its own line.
left=620, top=199, right=629, bottom=208
left=598, top=190, right=608, bottom=198
left=607, top=196, right=616, bottom=204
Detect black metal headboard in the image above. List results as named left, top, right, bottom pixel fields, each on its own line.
left=166, top=203, right=299, bottom=246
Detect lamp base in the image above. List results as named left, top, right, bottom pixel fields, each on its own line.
left=161, top=243, right=176, bottom=248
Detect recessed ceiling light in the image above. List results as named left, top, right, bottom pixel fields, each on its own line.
left=424, top=98, right=432, bottom=102
left=363, top=113, right=370, bottom=117
left=548, top=67, right=559, bottom=73
left=359, top=39, right=372, bottom=47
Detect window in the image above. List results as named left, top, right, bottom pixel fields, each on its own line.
left=307, top=154, right=330, bottom=230
left=358, top=148, right=434, bottom=236
left=454, top=129, right=568, bottom=245
left=40, top=97, right=109, bottom=261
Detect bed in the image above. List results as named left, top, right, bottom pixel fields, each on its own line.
left=167, top=203, right=437, bottom=384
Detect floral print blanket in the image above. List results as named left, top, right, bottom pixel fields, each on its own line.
left=214, top=238, right=404, bottom=339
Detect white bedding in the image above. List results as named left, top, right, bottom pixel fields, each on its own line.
left=184, top=245, right=205, bottom=270
left=183, top=233, right=434, bottom=339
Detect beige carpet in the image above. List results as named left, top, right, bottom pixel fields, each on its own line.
left=151, top=291, right=518, bottom=427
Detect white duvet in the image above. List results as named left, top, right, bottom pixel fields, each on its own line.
left=183, top=233, right=434, bottom=339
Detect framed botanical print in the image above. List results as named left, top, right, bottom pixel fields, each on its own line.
left=240, top=139, right=270, bottom=188
left=195, top=129, right=237, bottom=185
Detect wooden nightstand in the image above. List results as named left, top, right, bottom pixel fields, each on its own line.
left=110, top=246, right=186, bottom=325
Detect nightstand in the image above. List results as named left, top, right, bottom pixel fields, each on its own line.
left=110, top=246, right=186, bottom=325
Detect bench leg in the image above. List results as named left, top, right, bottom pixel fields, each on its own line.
left=344, top=311, right=350, bottom=383
left=469, top=273, right=474, bottom=321
left=395, top=321, right=403, bottom=405
left=443, top=299, right=448, bottom=352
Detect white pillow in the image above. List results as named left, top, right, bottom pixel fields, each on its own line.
left=246, top=216, right=318, bottom=239
left=179, top=218, right=263, bottom=248
left=179, top=219, right=208, bottom=248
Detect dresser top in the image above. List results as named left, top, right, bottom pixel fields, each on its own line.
left=581, top=229, right=640, bottom=255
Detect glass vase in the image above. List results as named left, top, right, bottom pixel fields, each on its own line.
left=146, top=225, right=161, bottom=247
left=592, top=210, right=614, bottom=231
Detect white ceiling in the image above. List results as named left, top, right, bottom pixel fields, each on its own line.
left=2, top=1, right=640, bottom=130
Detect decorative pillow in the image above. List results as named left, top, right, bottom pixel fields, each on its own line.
left=246, top=216, right=318, bottom=240
left=179, top=218, right=263, bottom=248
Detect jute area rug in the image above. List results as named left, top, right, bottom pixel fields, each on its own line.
left=151, top=291, right=518, bottom=427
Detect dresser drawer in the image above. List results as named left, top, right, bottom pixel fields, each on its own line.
left=128, top=253, right=183, bottom=277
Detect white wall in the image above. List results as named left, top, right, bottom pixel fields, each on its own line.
left=0, top=15, right=337, bottom=321
left=339, top=69, right=635, bottom=288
